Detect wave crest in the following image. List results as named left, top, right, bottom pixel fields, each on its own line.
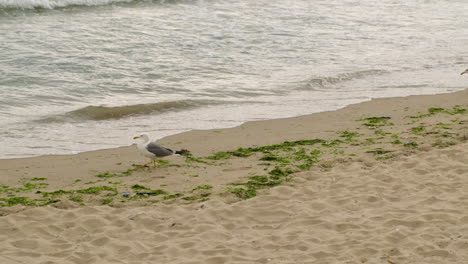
left=298, top=69, right=388, bottom=91
left=67, top=100, right=219, bottom=120
left=32, top=100, right=222, bottom=123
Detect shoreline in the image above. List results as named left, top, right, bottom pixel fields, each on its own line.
left=1, top=88, right=466, bottom=162
left=1, top=87, right=465, bottom=160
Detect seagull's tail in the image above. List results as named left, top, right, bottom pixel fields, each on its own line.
left=175, top=149, right=191, bottom=156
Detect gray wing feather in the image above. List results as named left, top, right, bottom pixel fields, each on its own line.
left=146, top=142, right=174, bottom=157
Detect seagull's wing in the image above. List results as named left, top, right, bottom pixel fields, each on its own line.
left=146, top=142, right=174, bottom=157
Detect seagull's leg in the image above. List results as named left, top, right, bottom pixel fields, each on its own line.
left=141, top=161, right=152, bottom=167
left=152, top=159, right=157, bottom=168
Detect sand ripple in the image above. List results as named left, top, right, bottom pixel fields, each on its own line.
left=1, top=143, right=468, bottom=263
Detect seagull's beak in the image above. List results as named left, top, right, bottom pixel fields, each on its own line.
left=133, top=136, right=140, bottom=139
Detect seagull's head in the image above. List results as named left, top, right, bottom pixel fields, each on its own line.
left=133, top=133, right=150, bottom=142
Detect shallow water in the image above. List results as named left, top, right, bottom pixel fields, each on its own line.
left=0, top=0, right=467, bottom=158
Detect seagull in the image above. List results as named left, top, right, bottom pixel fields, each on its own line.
left=133, top=133, right=189, bottom=167
left=461, top=69, right=468, bottom=75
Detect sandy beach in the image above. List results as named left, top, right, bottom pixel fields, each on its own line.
left=0, top=89, right=467, bottom=264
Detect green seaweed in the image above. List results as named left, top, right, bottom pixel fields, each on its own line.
left=206, top=139, right=327, bottom=160
left=293, top=149, right=321, bottom=170
left=338, top=131, right=361, bottom=141
left=192, top=185, right=213, bottom=191
left=182, top=193, right=211, bottom=201
left=77, top=186, right=117, bottom=195
left=40, top=189, right=74, bottom=197
left=40, top=186, right=117, bottom=197
left=2, top=182, right=49, bottom=193
left=205, top=151, right=232, bottom=160
left=260, top=153, right=290, bottom=163
left=102, top=197, right=113, bottom=205
left=230, top=148, right=256, bottom=158
left=69, top=196, right=84, bottom=204
left=163, top=193, right=184, bottom=200
left=0, top=184, right=9, bottom=193
left=0, top=197, right=60, bottom=207
left=131, top=184, right=150, bottom=190
left=411, top=126, right=425, bottom=134
left=22, top=182, right=48, bottom=191
left=96, top=168, right=136, bottom=178
left=108, top=181, right=122, bottom=185
left=85, top=181, right=99, bottom=184
left=228, top=167, right=294, bottom=200
left=229, top=187, right=257, bottom=199
left=408, top=107, right=467, bottom=119
left=96, top=172, right=119, bottom=178
left=29, top=177, right=47, bottom=181
left=0, top=197, right=31, bottom=206
left=360, top=116, right=392, bottom=127
left=268, top=167, right=295, bottom=177
left=121, top=168, right=136, bottom=176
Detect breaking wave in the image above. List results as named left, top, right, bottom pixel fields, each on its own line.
left=68, top=100, right=222, bottom=120
left=38, top=100, right=226, bottom=122
left=297, top=70, right=388, bottom=91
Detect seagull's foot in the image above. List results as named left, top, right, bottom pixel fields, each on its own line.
left=134, top=162, right=152, bottom=168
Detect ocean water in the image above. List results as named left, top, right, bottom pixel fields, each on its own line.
left=0, top=0, right=467, bottom=158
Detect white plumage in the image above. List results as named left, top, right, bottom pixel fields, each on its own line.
left=133, top=133, right=189, bottom=167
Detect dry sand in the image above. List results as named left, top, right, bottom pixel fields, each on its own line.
left=0, top=89, right=467, bottom=263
